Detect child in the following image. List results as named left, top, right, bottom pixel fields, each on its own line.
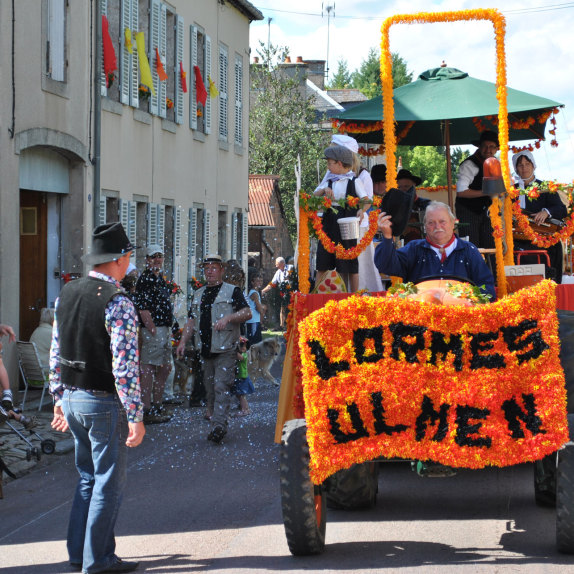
left=0, top=342, right=14, bottom=411
left=233, top=337, right=254, bottom=416
left=313, top=145, right=371, bottom=292
left=245, top=271, right=267, bottom=345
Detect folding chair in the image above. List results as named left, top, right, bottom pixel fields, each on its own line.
left=16, top=341, right=49, bottom=411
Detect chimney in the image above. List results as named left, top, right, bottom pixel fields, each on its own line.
left=253, top=56, right=259, bottom=64
left=284, top=56, right=291, bottom=63
left=296, top=56, right=303, bottom=63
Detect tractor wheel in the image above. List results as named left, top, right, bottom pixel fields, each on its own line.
left=325, top=462, right=379, bottom=510
left=41, top=439, right=56, bottom=455
left=534, top=453, right=557, bottom=508
left=556, top=443, right=574, bottom=553
left=280, top=419, right=326, bottom=556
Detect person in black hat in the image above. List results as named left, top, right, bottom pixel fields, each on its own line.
left=371, top=164, right=387, bottom=198
left=49, top=222, right=144, bottom=574
left=176, top=254, right=251, bottom=444
left=455, top=130, right=499, bottom=249
left=396, top=168, right=431, bottom=243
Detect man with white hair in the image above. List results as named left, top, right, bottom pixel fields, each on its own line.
left=375, top=201, right=496, bottom=299
left=262, top=256, right=290, bottom=329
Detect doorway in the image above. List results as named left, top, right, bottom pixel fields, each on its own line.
left=20, top=190, right=48, bottom=340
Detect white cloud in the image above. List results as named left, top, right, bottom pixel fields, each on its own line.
left=250, top=0, right=574, bottom=182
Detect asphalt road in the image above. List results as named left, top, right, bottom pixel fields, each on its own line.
left=1, top=358, right=573, bottom=573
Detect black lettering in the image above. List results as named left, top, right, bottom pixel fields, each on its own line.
left=428, top=332, right=464, bottom=371
left=308, top=340, right=350, bottom=380
left=389, top=322, right=427, bottom=363
left=470, top=331, right=506, bottom=369
left=501, top=393, right=547, bottom=439
left=354, top=327, right=385, bottom=364
left=501, top=320, right=550, bottom=364
left=371, top=392, right=409, bottom=435
left=415, top=395, right=450, bottom=441
left=455, top=405, right=492, bottom=448
left=327, top=403, right=370, bottom=444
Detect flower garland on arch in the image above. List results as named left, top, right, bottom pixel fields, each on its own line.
left=332, top=121, right=415, bottom=156
left=381, top=8, right=512, bottom=294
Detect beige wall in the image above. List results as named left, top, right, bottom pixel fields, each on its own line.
left=0, top=0, right=257, bottom=385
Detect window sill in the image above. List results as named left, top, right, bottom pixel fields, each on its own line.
left=102, top=98, right=123, bottom=116
left=41, top=75, right=69, bottom=99
left=133, top=109, right=152, bottom=125
left=219, top=139, right=229, bottom=152
left=234, top=144, right=244, bottom=156
left=161, top=119, right=177, bottom=133
left=193, top=131, right=206, bottom=143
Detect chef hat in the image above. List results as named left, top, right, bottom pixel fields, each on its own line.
left=331, top=134, right=359, bottom=154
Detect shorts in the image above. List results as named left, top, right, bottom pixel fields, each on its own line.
left=140, top=326, right=172, bottom=366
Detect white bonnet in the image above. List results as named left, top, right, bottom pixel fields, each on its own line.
left=331, top=134, right=359, bottom=154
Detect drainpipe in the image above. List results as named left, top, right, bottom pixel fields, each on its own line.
left=93, top=0, right=102, bottom=227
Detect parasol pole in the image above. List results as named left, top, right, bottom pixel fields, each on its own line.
left=444, top=120, right=454, bottom=211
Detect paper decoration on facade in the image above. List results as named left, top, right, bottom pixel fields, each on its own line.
left=208, top=75, right=219, bottom=98
left=194, top=65, right=207, bottom=106
left=155, top=47, right=168, bottom=81
left=102, top=15, right=117, bottom=87
left=135, top=32, right=155, bottom=95
left=180, top=61, right=187, bottom=93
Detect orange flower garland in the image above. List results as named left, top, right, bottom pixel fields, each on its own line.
left=308, top=210, right=381, bottom=260
left=513, top=202, right=574, bottom=248
left=298, top=280, right=568, bottom=484
left=381, top=9, right=511, bottom=292
left=298, top=209, right=311, bottom=294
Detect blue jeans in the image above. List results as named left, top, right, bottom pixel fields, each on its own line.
left=62, top=389, right=128, bottom=574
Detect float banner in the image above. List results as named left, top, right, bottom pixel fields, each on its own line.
left=298, top=280, right=568, bottom=485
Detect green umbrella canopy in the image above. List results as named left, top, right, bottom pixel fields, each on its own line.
left=334, top=67, right=563, bottom=146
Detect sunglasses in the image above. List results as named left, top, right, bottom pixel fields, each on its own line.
left=148, top=253, right=164, bottom=259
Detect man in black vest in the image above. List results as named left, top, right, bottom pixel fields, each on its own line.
left=455, top=130, right=499, bottom=249
left=50, top=222, right=144, bottom=574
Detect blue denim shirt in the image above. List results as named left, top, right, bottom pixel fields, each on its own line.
left=374, top=236, right=496, bottom=299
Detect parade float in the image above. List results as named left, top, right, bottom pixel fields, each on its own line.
left=276, top=9, right=574, bottom=556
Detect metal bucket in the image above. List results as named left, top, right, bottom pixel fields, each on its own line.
left=338, top=217, right=360, bottom=240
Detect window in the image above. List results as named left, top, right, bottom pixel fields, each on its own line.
left=190, top=25, right=212, bottom=133
left=147, top=203, right=165, bottom=250
left=47, top=0, right=66, bottom=82
left=234, top=54, right=243, bottom=147
left=119, top=199, right=138, bottom=261
left=231, top=212, right=247, bottom=265
left=218, top=210, right=227, bottom=258
left=218, top=44, right=228, bottom=141
left=149, top=0, right=167, bottom=118
left=188, top=207, right=210, bottom=291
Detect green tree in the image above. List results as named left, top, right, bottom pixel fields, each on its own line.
left=249, top=43, right=330, bottom=240
left=351, top=49, right=413, bottom=98
left=328, top=58, right=352, bottom=89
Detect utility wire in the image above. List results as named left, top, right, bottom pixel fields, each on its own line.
left=252, top=2, right=574, bottom=21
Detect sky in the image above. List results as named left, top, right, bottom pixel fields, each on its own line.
left=248, top=0, right=574, bottom=183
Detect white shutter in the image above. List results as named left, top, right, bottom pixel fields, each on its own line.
left=120, top=0, right=131, bottom=104
left=157, top=204, right=166, bottom=248
left=147, top=202, right=158, bottom=245
left=99, top=0, right=108, bottom=95
left=158, top=3, right=167, bottom=118
left=149, top=0, right=161, bottom=115
left=189, top=26, right=198, bottom=130
left=188, top=207, right=197, bottom=278
left=203, top=209, right=211, bottom=258
left=128, top=201, right=137, bottom=251
left=120, top=198, right=130, bottom=231
left=234, top=55, right=243, bottom=146
left=98, top=198, right=107, bottom=226
left=175, top=16, right=185, bottom=125
left=49, top=0, right=66, bottom=82
left=241, top=212, right=248, bottom=265
left=231, top=213, right=238, bottom=260
left=205, top=36, right=212, bottom=135
left=218, top=45, right=228, bottom=141
left=130, top=0, right=139, bottom=107
left=174, top=207, right=183, bottom=258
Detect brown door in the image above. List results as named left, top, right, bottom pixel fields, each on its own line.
left=20, top=190, right=48, bottom=341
